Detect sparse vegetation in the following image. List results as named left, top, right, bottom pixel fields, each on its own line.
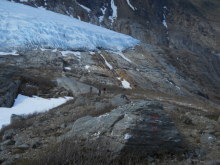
left=18, top=76, right=55, bottom=97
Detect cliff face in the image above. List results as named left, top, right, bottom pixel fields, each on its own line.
left=13, top=0, right=220, bottom=54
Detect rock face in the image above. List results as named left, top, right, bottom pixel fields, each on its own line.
left=57, top=78, right=98, bottom=96
left=69, top=100, right=184, bottom=156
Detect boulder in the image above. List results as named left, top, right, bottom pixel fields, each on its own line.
left=10, top=114, right=24, bottom=124
left=68, top=100, right=184, bottom=157
left=57, top=78, right=97, bottom=96
left=74, top=96, right=90, bottom=107
left=218, top=117, right=220, bottom=124
left=2, top=129, right=20, bottom=141
left=95, top=102, right=112, bottom=111
left=110, top=94, right=129, bottom=107
left=0, top=80, right=21, bottom=108
left=17, top=144, right=30, bottom=150
left=200, top=134, right=217, bottom=144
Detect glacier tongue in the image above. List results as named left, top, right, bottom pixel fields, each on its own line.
left=0, top=0, right=140, bottom=52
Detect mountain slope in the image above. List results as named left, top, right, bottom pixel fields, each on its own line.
left=11, top=0, right=220, bottom=54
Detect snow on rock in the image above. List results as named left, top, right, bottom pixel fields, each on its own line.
left=76, top=1, right=91, bottom=12
left=163, top=6, right=169, bottom=11
left=109, top=0, right=117, bottom=25
left=100, top=54, right=113, bottom=70
left=162, top=14, right=168, bottom=28
left=126, top=0, right=136, bottom=10
left=112, top=51, right=132, bottom=63
left=85, top=65, right=91, bottom=72
left=99, top=6, right=107, bottom=25
left=111, top=0, right=117, bottom=18
left=0, top=50, right=19, bottom=56
left=60, top=51, right=81, bottom=59
left=124, top=133, right=131, bottom=140
left=0, top=0, right=139, bottom=53
left=0, top=94, right=73, bottom=129
left=64, top=67, right=71, bottom=70
left=117, top=77, right=132, bottom=89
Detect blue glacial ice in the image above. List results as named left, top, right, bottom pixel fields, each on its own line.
left=0, top=0, right=140, bottom=53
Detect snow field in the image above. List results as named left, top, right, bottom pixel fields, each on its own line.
left=0, top=94, right=73, bottom=129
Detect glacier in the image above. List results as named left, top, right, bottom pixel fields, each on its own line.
left=0, top=0, right=140, bottom=53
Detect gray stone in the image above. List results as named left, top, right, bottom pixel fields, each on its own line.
left=214, top=132, right=220, bottom=136
left=1, top=158, right=15, bottom=165
left=74, top=96, right=90, bottom=107
left=57, top=78, right=97, bottom=96
left=110, top=94, right=129, bottom=107
left=14, top=154, right=21, bottom=159
left=200, top=134, right=217, bottom=144
left=0, top=139, right=15, bottom=151
left=17, top=144, right=29, bottom=150
left=147, top=156, right=155, bottom=163
left=60, top=123, right=67, bottom=128
left=205, top=159, right=220, bottom=165
left=2, top=129, right=20, bottom=141
left=15, top=140, right=24, bottom=146
left=10, top=114, right=24, bottom=124
left=204, top=130, right=215, bottom=134
left=95, top=102, right=112, bottom=111
left=218, top=117, right=220, bottom=124
left=195, top=147, right=207, bottom=159
left=68, top=100, right=184, bottom=157
left=2, top=139, right=15, bottom=146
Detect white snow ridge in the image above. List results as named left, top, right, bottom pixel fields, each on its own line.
left=0, top=0, right=139, bottom=52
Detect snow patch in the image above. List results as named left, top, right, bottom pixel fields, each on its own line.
left=0, top=94, right=73, bottom=129
left=76, top=1, right=91, bottom=12
left=64, top=67, right=71, bottom=70
left=124, top=133, right=131, bottom=140
left=100, top=54, right=113, bottom=70
left=111, top=0, right=117, bottom=18
left=60, top=51, right=81, bottom=59
left=77, top=16, right=81, bottom=21
left=163, top=6, right=169, bottom=11
left=0, top=50, right=19, bottom=56
left=109, top=0, right=117, bottom=26
left=113, top=51, right=132, bottom=63
left=126, top=0, right=136, bottom=10
left=117, top=77, right=132, bottom=89
left=89, top=52, right=95, bottom=55
left=162, top=14, right=168, bottom=28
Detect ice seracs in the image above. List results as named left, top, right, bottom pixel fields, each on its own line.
left=0, top=0, right=139, bottom=53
